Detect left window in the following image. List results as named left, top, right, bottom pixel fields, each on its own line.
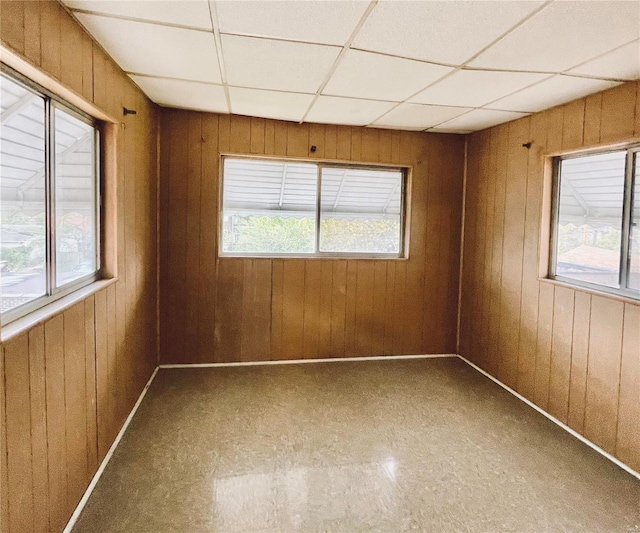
left=0, top=69, right=100, bottom=323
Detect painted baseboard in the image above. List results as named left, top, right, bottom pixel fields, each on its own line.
left=63, top=366, right=160, bottom=533
left=456, top=354, right=640, bottom=481
left=158, top=353, right=457, bottom=369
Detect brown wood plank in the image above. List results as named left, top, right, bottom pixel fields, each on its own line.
left=584, top=296, right=624, bottom=454
left=548, top=286, right=575, bottom=423
left=583, top=92, right=602, bottom=146
left=534, top=283, right=554, bottom=411
left=45, top=315, right=68, bottom=532
left=616, top=304, right=640, bottom=471
left=28, top=324, right=49, bottom=533
left=185, top=113, right=203, bottom=362
left=23, top=0, right=41, bottom=65
left=344, top=260, right=358, bottom=356
left=1, top=345, right=8, bottom=533
left=303, top=260, right=322, bottom=359
left=336, top=126, right=351, bottom=161
left=0, top=0, right=24, bottom=54
left=60, top=9, right=83, bottom=94
left=567, top=291, right=591, bottom=433
left=330, top=261, right=347, bottom=358
left=282, top=260, right=305, bottom=359
left=198, top=114, right=219, bottom=362
left=308, top=123, right=326, bottom=159
left=561, top=99, right=585, bottom=150
left=324, top=125, right=337, bottom=160
left=4, top=334, right=34, bottom=533
left=250, top=117, right=266, bottom=154
left=271, top=259, right=284, bottom=359
left=600, top=82, right=636, bottom=143
left=372, top=261, right=387, bottom=356
left=94, top=289, right=109, bottom=461
left=64, top=304, right=88, bottom=511
left=230, top=115, right=251, bottom=153
left=215, top=259, right=244, bottom=361
left=318, top=260, right=333, bottom=358
left=84, top=296, right=98, bottom=478
left=40, top=0, right=61, bottom=80
left=354, top=261, right=374, bottom=356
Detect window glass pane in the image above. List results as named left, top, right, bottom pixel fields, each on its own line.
left=54, top=107, right=97, bottom=286
left=222, top=158, right=317, bottom=254
left=555, top=151, right=626, bottom=288
left=319, top=167, right=402, bottom=254
left=629, top=153, right=640, bottom=291
left=0, top=74, right=47, bottom=314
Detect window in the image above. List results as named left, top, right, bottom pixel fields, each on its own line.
left=221, top=157, right=406, bottom=257
left=550, top=146, right=639, bottom=299
left=1, top=69, right=100, bottom=322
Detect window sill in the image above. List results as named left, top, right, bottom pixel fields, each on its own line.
left=1, top=277, right=118, bottom=342
left=538, top=277, right=640, bottom=307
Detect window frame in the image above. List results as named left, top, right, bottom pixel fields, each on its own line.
left=0, top=65, right=102, bottom=325
left=218, top=154, right=410, bottom=259
left=549, top=144, right=639, bottom=301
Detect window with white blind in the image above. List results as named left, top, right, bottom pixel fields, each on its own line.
left=0, top=68, right=100, bottom=323
left=221, top=157, right=407, bottom=258
left=550, top=146, right=639, bottom=299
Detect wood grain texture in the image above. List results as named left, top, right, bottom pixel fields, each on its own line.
left=159, top=113, right=465, bottom=364
left=1, top=4, right=158, bottom=531
left=459, top=80, right=640, bottom=472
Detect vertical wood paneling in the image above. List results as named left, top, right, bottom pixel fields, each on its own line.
left=159, top=113, right=465, bottom=365
left=28, top=325, right=49, bottom=533
left=460, top=79, right=640, bottom=472
left=1, top=5, right=158, bottom=532
left=617, top=304, right=640, bottom=471
left=567, top=291, right=591, bottom=433
left=584, top=297, right=624, bottom=454
left=44, top=316, right=67, bottom=531
left=548, top=287, right=574, bottom=423
left=4, top=335, right=34, bottom=533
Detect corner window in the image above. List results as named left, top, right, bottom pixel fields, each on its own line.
left=550, top=146, right=638, bottom=299
left=220, top=157, right=407, bottom=258
left=1, top=69, right=100, bottom=323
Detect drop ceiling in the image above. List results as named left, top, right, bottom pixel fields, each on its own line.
left=62, top=0, right=640, bottom=133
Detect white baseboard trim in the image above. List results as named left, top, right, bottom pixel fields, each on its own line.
left=159, top=353, right=457, bottom=369
left=63, top=366, right=160, bottom=533
left=456, top=354, right=640, bottom=481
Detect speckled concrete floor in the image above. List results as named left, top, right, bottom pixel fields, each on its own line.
left=73, top=357, right=640, bottom=533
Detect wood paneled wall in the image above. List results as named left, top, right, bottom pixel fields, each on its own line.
left=159, top=110, right=465, bottom=364
left=1, top=2, right=158, bottom=531
left=459, top=80, right=640, bottom=472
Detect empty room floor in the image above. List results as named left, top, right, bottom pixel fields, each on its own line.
left=72, top=358, right=639, bottom=533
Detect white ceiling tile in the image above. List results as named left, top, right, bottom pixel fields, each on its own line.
left=488, top=75, right=621, bottom=113
left=130, top=75, right=228, bottom=113
left=75, top=13, right=220, bottom=83
left=372, top=103, right=471, bottom=131
left=568, top=40, right=640, bottom=81
left=323, top=50, right=452, bottom=102
left=352, top=1, right=544, bottom=65
left=305, top=96, right=396, bottom=126
left=229, top=87, right=314, bottom=122
left=222, top=35, right=340, bottom=93
left=436, top=109, right=528, bottom=132
left=470, top=1, right=640, bottom=72
left=64, top=0, right=212, bottom=30
left=216, top=0, right=368, bottom=45
left=409, top=69, right=548, bottom=108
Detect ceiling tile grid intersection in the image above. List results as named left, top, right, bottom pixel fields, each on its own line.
left=64, top=0, right=640, bottom=132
